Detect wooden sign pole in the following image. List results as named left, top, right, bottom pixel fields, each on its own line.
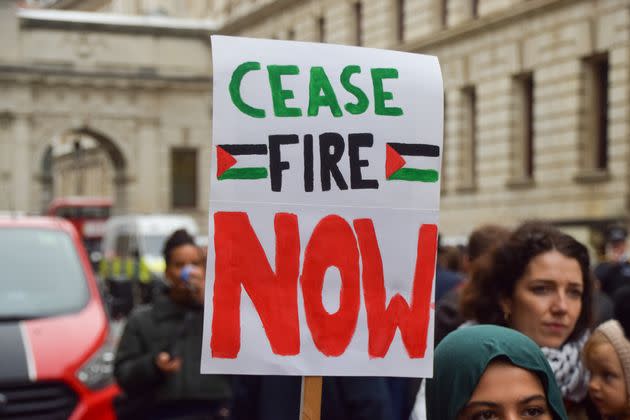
left=299, top=376, right=322, bottom=420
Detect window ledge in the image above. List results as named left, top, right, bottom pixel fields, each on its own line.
left=171, top=206, right=199, bottom=211
left=574, top=170, right=610, bottom=184
left=506, top=176, right=534, bottom=190
left=456, top=184, right=477, bottom=194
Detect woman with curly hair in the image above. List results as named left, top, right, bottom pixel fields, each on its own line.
left=459, top=221, right=594, bottom=419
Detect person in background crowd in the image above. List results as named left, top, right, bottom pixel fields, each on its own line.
left=434, top=240, right=463, bottom=302
left=595, top=225, right=630, bottom=299
left=396, top=237, right=466, bottom=419
left=434, top=224, right=511, bottom=345
left=403, top=225, right=510, bottom=419
left=458, top=221, right=594, bottom=419
left=425, top=325, right=568, bottom=420
left=437, top=244, right=464, bottom=274
left=409, top=225, right=511, bottom=419
left=114, top=229, right=232, bottom=420
left=583, top=287, right=630, bottom=420
left=232, top=376, right=394, bottom=420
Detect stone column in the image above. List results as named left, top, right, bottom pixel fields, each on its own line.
left=38, top=147, right=53, bottom=214
left=0, top=2, right=19, bottom=65
left=12, top=115, right=31, bottom=212
left=113, top=172, right=129, bottom=215
left=0, top=112, right=14, bottom=211
left=135, top=120, right=160, bottom=213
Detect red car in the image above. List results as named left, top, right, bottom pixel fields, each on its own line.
left=0, top=216, right=119, bottom=419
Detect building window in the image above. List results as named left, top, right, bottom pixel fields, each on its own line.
left=591, top=54, right=609, bottom=171
left=509, top=73, right=534, bottom=183
left=440, top=0, right=448, bottom=28
left=577, top=53, right=609, bottom=181
left=318, top=16, right=325, bottom=43
left=471, top=0, right=479, bottom=18
left=395, top=0, right=404, bottom=43
left=459, top=86, right=476, bottom=190
left=354, top=1, right=363, bottom=46
left=171, top=148, right=197, bottom=208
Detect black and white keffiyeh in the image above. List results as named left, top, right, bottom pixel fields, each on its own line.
left=541, top=331, right=590, bottom=402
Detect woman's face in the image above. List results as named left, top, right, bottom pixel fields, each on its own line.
left=165, top=244, right=203, bottom=285
left=587, top=341, right=628, bottom=417
left=457, top=360, right=553, bottom=420
left=501, top=250, right=583, bottom=348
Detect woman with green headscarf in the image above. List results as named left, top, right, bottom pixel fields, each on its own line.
left=426, top=325, right=568, bottom=420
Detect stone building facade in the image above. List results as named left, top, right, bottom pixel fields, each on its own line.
left=5, top=0, right=630, bottom=247
left=0, top=2, right=216, bottom=228
left=204, top=0, right=630, bottom=248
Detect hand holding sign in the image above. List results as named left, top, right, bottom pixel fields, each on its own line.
left=202, top=36, right=443, bottom=378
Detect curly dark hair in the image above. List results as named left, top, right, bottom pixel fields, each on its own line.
left=162, top=228, right=196, bottom=266
left=460, top=221, right=594, bottom=344
left=466, top=224, right=511, bottom=262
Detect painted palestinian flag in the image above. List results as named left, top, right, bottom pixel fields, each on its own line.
left=216, top=144, right=269, bottom=180
left=385, top=142, right=440, bottom=182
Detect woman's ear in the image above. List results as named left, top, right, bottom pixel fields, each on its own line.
left=500, top=297, right=512, bottom=323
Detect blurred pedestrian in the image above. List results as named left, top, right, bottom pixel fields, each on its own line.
left=434, top=245, right=463, bottom=302
left=391, top=238, right=469, bottom=419
left=424, top=325, right=568, bottom=420
left=407, top=225, right=511, bottom=420
left=232, top=375, right=394, bottom=420
left=437, top=244, right=464, bottom=274
left=458, top=221, right=594, bottom=418
left=434, top=224, right=511, bottom=345
left=595, top=225, right=630, bottom=299
left=434, top=237, right=464, bottom=306
left=114, top=229, right=231, bottom=420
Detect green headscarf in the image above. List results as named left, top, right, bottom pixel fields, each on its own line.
left=426, top=325, right=568, bottom=420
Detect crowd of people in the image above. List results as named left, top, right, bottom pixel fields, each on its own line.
left=111, top=222, right=630, bottom=420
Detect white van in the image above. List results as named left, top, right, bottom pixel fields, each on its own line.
left=99, top=214, right=199, bottom=316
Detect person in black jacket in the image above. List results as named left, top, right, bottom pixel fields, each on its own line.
left=595, top=225, right=630, bottom=299
left=232, top=375, right=394, bottom=420
left=114, top=229, right=231, bottom=420
left=434, top=224, right=511, bottom=345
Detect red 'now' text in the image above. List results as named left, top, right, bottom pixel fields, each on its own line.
left=211, top=212, right=437, bottom=359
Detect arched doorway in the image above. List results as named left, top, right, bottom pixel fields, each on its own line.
left=39, top=125, right=129, bottom=215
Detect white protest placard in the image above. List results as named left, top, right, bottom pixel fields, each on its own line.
left=201, top=35, right=443, bottom=377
